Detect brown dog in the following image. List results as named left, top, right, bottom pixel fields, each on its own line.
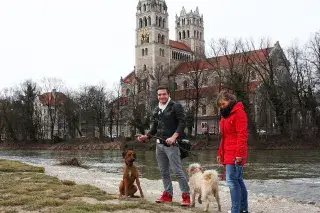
left=119, top=149, right=144, bottom=198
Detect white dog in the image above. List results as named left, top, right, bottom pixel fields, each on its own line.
left=187, top=163, right=221, bottom=212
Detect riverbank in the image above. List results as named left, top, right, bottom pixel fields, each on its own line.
left=0, top=137, right=319, bottom=151
left=1, top=158, right=319, bottom=213
left=0, top=159, right=197, bottom=213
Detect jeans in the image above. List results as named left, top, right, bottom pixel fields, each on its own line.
left=226, top=163, right=248, bottom=213
left=156, top=143, right=190, bottom=195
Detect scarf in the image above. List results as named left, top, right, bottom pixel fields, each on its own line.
left=220, top=101, right=236, bottom=118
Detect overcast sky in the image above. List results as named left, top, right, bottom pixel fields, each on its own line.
left=0, top=0, right=319, bottom=91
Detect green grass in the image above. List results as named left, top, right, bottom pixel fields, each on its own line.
left=0, top=159, right=176, bottom=213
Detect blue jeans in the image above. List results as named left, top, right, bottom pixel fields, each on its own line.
left=226, top=164, right=248, bottom=213
left=156, top=143, right=190, bottom=196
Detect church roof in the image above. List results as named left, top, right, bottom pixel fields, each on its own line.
left=122, top=71, right=135, bottom=83
left=169, top=40, right=192, bottom=52
left=171, top=48, right=270, bottom=75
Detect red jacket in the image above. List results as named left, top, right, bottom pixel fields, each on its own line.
left=217, top=102, right=248, bottom=165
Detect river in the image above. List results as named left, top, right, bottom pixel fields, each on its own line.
left=0, top=149, right=319, bottom=204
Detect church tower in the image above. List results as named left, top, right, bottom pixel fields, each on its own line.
left=135, top=0, right=170, bottom=80
left=175, top=7, right=205, bottom=57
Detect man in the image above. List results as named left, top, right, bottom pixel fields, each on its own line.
left=138, top=86, right=190, bottom=206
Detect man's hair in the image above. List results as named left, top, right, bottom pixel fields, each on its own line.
left=216, top=90, right=237, bottom=106
left=157, top=86, right=170, bottom=94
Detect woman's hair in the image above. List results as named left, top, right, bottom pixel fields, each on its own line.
left=216, top=90, right=237, bottom=106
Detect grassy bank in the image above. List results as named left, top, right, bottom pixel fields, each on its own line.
left=0, top=159, right=178, bottom=213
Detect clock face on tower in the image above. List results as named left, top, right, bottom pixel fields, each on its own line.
left=140, top=28, right=149, bottom=42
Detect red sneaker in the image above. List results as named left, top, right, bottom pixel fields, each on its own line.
left=181, top=192, right=190, bottom=206
left=155, top=191, right=172, bottom=203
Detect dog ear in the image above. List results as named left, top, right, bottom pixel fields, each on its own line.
left=122, top=150, right=127, bottom=158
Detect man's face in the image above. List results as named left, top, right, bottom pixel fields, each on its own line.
left=157, top=89, right=169, bottom=104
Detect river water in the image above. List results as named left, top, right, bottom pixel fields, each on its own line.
left=0, top=149, right=319, bottom=204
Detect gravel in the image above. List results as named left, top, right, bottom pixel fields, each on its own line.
left=43, top=164, right=320, bottom=213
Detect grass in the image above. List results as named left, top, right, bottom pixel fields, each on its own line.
left=0, top=159, right=176, bottom=213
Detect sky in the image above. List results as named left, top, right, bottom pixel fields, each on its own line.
left=0, top=0, right=319, bottom=91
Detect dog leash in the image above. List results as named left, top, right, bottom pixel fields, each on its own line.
left=136, top=134, right=197, bottom=157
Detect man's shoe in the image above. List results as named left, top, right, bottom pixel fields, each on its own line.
left=180, top=192, right=190, bottom=206
left=155, top=191, right=172, bottom=203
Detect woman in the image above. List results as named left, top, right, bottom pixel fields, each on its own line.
left=216, top=90, right=249, bottom=213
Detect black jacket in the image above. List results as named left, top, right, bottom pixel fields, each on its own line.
left=148, top=100, right=186, bottom=140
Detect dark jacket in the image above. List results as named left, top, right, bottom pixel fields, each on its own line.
left=218, top=102, right=248, bottom=165
left=148, top=100, right=186, bottom=140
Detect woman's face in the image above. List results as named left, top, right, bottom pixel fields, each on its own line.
left=218, top=99, right=230, bottom=109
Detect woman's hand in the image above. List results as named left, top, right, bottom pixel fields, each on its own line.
left=217, top=156, right=221, bottom=164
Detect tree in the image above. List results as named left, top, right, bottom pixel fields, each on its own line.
left=208, top=38, right=258, bottom=140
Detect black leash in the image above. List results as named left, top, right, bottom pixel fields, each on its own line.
left=136, top=134, right=197, bottom=157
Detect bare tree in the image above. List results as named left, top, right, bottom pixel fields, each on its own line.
left=243, top=38, right=290, bottom=135
left=208, top=38, right=258, bottom=140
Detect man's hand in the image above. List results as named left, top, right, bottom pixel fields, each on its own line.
left=137, top=134, right=148, bottom=142
left=217, top=156, right=221, bottom=164
left=165, top=136, right=176, bottom=146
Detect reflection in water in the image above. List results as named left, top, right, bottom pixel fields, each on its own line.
left=0, top=149, right=319, bottom=203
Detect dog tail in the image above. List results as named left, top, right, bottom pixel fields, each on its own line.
left=203, top=170, right=219, bottom=184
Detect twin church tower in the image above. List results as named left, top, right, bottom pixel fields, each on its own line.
left=135, top=0, right=205, bottom=78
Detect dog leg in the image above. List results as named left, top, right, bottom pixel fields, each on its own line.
left=190, top=191, right=196, bottom=207
left=119, top=180, right=125, bottom=197
left=214, top=188, right=221, bottom=212
left=197, top=192, right=202, bottom=204
left=201, top=188, right=209, bottom=212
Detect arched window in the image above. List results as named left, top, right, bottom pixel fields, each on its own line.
left=158, top=34, right=161, bottom=43
left=200, top=32, right=202, bottom=40
left=126, top=89, right=130, bottom=96
left=159, top=17, right=162, bottom=27
left=187, top=30, right=190, bottom=38
left=162, top=18, right=165, bottom=28
left=182, top=31, right=185, bottom=39
left=197, top=31, right=199, bottom=38
left=161, top=35, right=165, bottom=44
left=156, top=16, right=158, bottom=26
left=202, top=105, right=207, bottom=115
left=159, top=48, right=162, bottom=56
left=145, top=48, right=148, bottom=55
left=183, top=80, right=188, bottom=88
left=194, top=30, right=196, bottom=38
left=179, top=32, right=181, bottom=40
left=143, top=4, right=146, bottom=12
left=142, top=49, right=144, bottom=56
left=139, top=18, right=142, bottom=28
left=148, top=16, right=151, bottom=26
left=144, top=17, right=147, bottom=27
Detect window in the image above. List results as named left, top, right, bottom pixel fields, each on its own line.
left=183, top=80, right=189, bottom=89
left=250, top=71, right=257, bottom=81
left=202, top=76, right=208, bottom=85
left=126, top=89, right=130, bottom=96
left=201, top=122, right=208, bottom=129
left=148, top=16, right=151, bottom=26
left=145, top=48, right=148, bottom=55
left=179, top=32, right=181, bottom=40
left=142, top=49, right=144, bottom=56
left=202, top=105, right=207, bottom=115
